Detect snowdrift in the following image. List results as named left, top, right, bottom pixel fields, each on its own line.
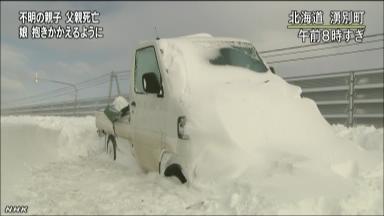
left=158, top=36, right=381, bottom=192
left=1, top=116, right=383, bottom=214
left=1, top=116, right=103, bottom=205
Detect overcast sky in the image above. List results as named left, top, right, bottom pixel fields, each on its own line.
left=1, top=1, right=383, bottom=107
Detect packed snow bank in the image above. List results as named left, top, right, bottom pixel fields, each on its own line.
left=333, top=124, right=383, bottom=152
left=1, top=116, right=102, bottom=160
left=1, top=116, right=382, bottom=214
left=1, top=116, right=104, bottom=206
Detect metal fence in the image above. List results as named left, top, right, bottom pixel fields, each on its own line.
left=285, top=68, right=383, bottom=127
left=1, top=68, right=383, bottom=128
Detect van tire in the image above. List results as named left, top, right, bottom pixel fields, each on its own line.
left=107, top=134, right=117, bottom=160
left=164, top=163, right=187, bottom=184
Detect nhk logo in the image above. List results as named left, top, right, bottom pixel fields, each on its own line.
left=4, top=205, right=28, bottom=214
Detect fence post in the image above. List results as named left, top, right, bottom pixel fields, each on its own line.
left=114, top=73, right=121, bottom=96
left=347, top=72, right=355, bottom=127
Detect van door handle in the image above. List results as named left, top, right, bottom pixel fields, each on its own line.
left=131, top=101, right=136, bottom=107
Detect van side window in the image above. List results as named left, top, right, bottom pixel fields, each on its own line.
left=134, top=46, right=161, bottom=94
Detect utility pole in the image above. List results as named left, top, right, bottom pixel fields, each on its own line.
left=34, top=72, right=78, bottom=116
left=108, top=71, right=121, bottom=105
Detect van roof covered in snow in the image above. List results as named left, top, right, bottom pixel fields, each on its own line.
left=139, top=33, right=251, bottom=47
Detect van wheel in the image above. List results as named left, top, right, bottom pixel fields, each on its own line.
left=164, top=163, right=187, bottom=184
left=106, top=134, right=117, bottom=160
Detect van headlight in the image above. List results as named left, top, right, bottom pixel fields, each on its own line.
left=177, top=116, right=189, bottom=140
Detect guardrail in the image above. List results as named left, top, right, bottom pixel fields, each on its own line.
left=1, top=68, right=383, bottom=128
left=1, top=94, right=129, bottom=117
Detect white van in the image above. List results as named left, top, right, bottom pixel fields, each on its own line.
left=96, top=34, right=292, bottom=184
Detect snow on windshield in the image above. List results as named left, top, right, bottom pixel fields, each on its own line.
left=193, top=40, right=268, bottom=73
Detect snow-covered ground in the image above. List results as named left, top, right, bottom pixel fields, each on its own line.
left=1, top=116, right=383, bottom=215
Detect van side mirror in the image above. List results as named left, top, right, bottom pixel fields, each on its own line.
left=269, top=66, right=276, bottom=74
left=142, top=72, right=160, bottom=94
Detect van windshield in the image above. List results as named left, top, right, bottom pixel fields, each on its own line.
left=209, top=45, right=268, bottom=73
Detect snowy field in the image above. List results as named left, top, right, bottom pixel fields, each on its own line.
left=1, top=116, right=383, bottom=215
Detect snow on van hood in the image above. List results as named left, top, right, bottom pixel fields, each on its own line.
left=158, top=36, right=382, bottom=202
